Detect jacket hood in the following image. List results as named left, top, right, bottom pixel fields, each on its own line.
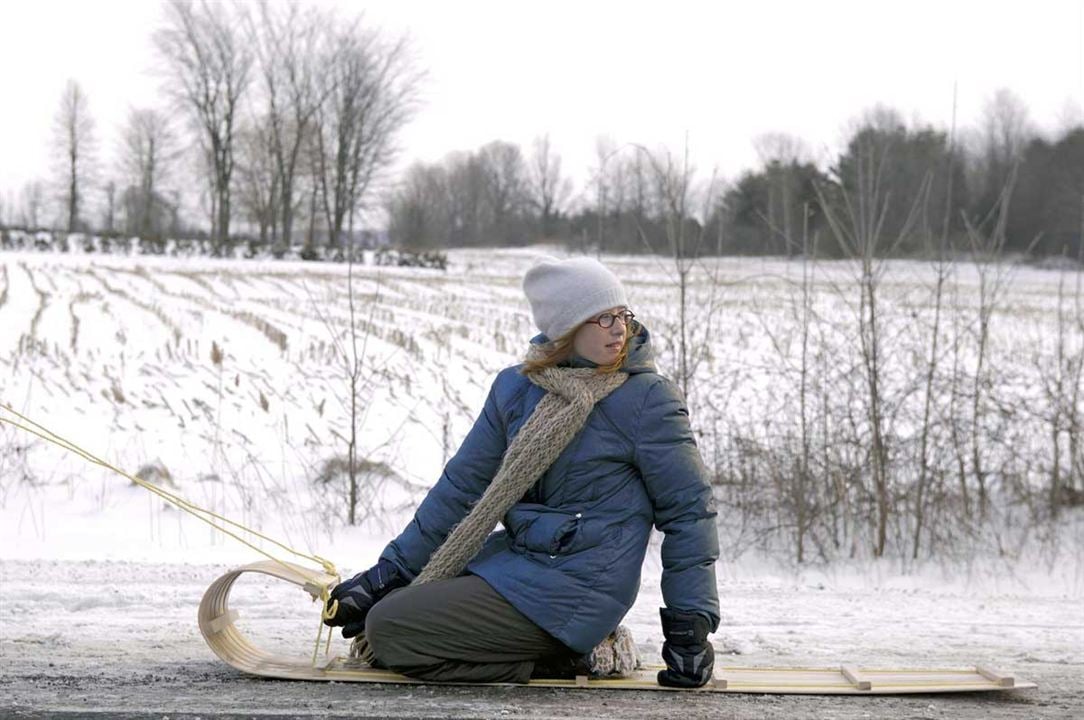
left=528, top=325, right=657, bottom=375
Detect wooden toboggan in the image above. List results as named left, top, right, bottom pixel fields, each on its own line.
left=198, top=560, right=1038, bottom=694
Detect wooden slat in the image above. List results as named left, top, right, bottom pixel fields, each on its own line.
left=303, top=578, right=332, bottom=600
left=208, top=608, right=239, bottom=635
left=841, top=665, right=872, bottom=691
left=976, top=665, right=1015, bottom=687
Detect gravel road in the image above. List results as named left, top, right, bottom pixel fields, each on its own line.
left=2, top=559, right=1080, bottom=719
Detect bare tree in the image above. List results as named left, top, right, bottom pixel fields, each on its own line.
left=970, top=88, right=1031, bottom=219
left=235, top=115, right=280, bottom=248
left=791, top=206, right=819, bottom=563
left=101, top=180, right=116, bottom=235
left=528, top=134, right=572, bottom=240
left=636, top=141, right=720, bottom=398
left=616, top=149, right=651, bottom=252
left=155, top=0, right=253, bottom=253
left=1070, top=213, right=1084, bottom=505
left=119, top=108, right=178, bottom=239
left=53, top=79, right=96, bottom=232
left=1044, top=251, right=1084, bottom=519
left=19, top=181, right=46, bottom=229
left=590, top=135, right=618, bottom=252
left=444, top=151, right=486, bottom=246
left=305, top=241, right=388, bottom=527
left=815, top=128, right=930, bottom=558
left=248, top=1, right=328, bottom=249
left=912, top=91, right=959, bottom=560
left=386, top=162, right=448, bottom=249
left=312, top=21, right=419, bottom=253
left=752, top=132, right=808, bottom=167
left=979, top=89, right=1031, bottom=170
left=477, top=140, right=528, bottom=245
left=962, top=170, right=1020, bottom=519
left=752, top=133, right=812, bottom=255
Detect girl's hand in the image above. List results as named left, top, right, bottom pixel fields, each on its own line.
left=323, top=559, right=406, bottom=638
left=657, top=608, right=715, bottom=688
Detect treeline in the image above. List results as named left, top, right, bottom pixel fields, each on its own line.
left=2, top=0, right=1081, bottom=261
left=389, top=98, right=1083, bottom=259
left=3, top=0, right=419, bottom=259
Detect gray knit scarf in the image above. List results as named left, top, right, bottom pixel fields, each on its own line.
left=414, top=352, right=627, bottom=583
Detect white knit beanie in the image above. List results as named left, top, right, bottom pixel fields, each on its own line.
left=523, top=256, right=628, bottom=341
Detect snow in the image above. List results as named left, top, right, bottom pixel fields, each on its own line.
left=2, top=556, right=1081, bottom=717
left=1, top=248, right=1082, bottom=716
left=3, top=556, right=1081, bottom=673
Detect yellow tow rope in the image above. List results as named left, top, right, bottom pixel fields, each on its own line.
left=0, top=403, right=343, bottom=660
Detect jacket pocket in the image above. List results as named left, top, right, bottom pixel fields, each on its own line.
left=505, top=504, right=582, bottom=557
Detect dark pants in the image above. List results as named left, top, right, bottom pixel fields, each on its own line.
left=364, top=574, right=571, bottom=683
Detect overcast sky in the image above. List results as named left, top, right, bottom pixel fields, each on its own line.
left=1, top=0, right=1082, bottom=220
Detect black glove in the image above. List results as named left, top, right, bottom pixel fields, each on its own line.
left=323, top=558, right=407, bottom=638
left=657, top=608, right=715, bottom=688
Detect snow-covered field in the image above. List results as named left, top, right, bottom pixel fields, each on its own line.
left=1, top=248, right=1082, bottom=717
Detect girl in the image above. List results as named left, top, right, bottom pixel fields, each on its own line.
left=324, top=256, right=720, bottom=687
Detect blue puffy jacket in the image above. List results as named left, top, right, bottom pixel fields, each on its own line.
left=380, top=326, right=720, bottom=654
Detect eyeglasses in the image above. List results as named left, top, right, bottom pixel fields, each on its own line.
left=584, top=310, right=637, bottom=329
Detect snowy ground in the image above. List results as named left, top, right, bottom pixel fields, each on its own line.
left=1, top=248, right=1082, bottom=717
left=0, top=247, right=1078, bottom=565
left=1, top=556, right=1081, bottom=718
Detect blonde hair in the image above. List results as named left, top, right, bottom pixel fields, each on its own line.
left=521, top=321, right=640, bottom=375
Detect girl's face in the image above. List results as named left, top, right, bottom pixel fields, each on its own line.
left=572, top=306, right=631, bottom=365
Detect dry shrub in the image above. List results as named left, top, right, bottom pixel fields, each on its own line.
left=134, top=460, right=175, bottom=488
